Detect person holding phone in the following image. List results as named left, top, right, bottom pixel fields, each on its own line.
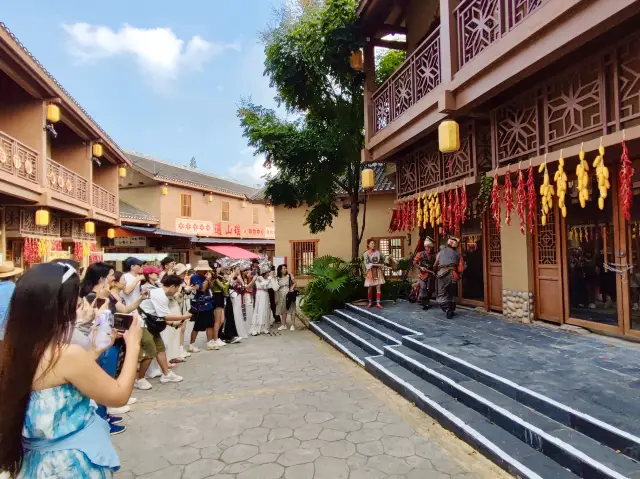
left=158, top=257, right=176, bottom=282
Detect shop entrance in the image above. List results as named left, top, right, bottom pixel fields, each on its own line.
left=458, top=195, right=486, bottom=307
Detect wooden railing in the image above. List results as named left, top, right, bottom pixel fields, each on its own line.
left=46, top=158, right=89, bottom=203
left=92, top=184, right=116, bottom=214
left=455, top=0, right=545, bottom=68
left=0, top=130, right=39, bottom=184
left=372, top=27, right=441, bottom=134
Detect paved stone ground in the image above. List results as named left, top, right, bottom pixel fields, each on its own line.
left=363, top=301, right=640, bottom=436
left=113, top=327, right=509, bottom=479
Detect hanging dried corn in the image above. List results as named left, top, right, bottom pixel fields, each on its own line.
left=593, top=141, right=610, bottom=211
left=576, top=145, right=590, bottom=208
left=526, top=164, right=537, bottom=234
left=554, top=153, right=568, bottom=218
left=538, top=158, right=554, bottom=226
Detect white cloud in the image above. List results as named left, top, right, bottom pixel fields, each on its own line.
left=62, top=23, right=240, bottom=80
left=228, top=151, right=276, bottom=186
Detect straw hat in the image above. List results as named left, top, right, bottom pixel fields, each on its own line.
left=0, top=261, right=23, bottom=279
left=173, top=263, right=190, bottom=276
left=194, top=260, right=213, bottom=272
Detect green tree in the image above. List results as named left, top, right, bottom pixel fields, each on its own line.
left=238, top=0, right=368, bottom=260
left=376, top=49, right=406, bottom=87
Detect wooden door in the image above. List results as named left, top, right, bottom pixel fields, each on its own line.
left=534, top=204, right=564, bottom=323
left=487, top=213, right=503, bottom=311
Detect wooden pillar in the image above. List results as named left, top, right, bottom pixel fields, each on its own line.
left=363, top=42, right=376, bottom=145
left=439, top=0, right=458, bottom=85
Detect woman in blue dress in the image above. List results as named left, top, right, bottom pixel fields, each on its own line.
left=0, top=262, right=142, bottom=478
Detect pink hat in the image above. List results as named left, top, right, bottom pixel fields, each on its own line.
left=143, top=266, right=162, bottom=275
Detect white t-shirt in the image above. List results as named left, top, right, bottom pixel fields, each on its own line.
left=140, top=287, right=171, bottom=318
left=121, top=272, right=141, bottom=306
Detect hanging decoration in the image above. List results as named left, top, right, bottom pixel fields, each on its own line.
left=620, top=138, right=634, bottom=221
left=479, top=174, right=493, bottom=213
left=447, top=189, right=455, bottom=234
left=515, top=167, right=526, bottom=235
left=460, top=183, right=468, bottom=225
left=526, top=164, right=536, bottom=234
left=422, top=193, right=429, bottom=229
left=539, top=157, right=554, bottom=226
left=409, top=198, right=416, bottom=231
left=554, top=153, right=568, bottom=218
left=593, top=142, right=610, bottom=211
left=416, top=196, right=423, bottom=230
left=490, top=173, right=502, bottom=232
left=576, top=145, right=590, bottom=208
left=388, top=208, right=399, bottom=233
left=453, top=187, right=461, bottom=236
left=23, top=237, right=63, bottom=265
left=503, top=167, right=514, bottom=226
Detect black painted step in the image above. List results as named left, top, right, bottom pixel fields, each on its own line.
left=309, top=321, right=370, bottom=366
left=345, top=303, right=421, bottom=336
left=334, top=309, right=404, bottom=344
left=402, top=335, right=640, bottom=462
left=365, top=355, right=579, bottom=479
left=384, top=345, right=640, bottom=479
left=322, top=315, right=386, bottom=355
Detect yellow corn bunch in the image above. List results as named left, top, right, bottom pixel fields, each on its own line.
left=593, top=144, right=610, bottom=210
left=554, top=156, right=568, bottom=218
left=576, top=147, right=590, bottom=208
left=421, top=193, right=428, bottom=228
left=426, top=193, right=441, bottom=228
left=416, top=196, right=423, bottom=225
left=538, top=162, right=555, bottom=226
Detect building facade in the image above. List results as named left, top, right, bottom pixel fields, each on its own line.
left=116, top=153, right=275, bottom=264
left=0, top=22, right=128, bottom=268
left=359, top=0, right=640, bottom=339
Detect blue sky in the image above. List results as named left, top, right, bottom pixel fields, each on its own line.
left=2, top=0, right=284, bottom=186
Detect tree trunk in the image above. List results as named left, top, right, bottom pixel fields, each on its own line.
left=350, top=195, right=360, bottom=260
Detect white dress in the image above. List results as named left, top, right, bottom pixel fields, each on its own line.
left=250, top=276, right=272, bottom=335
left=230, top=279, right=248, bottom=338
left=243, top=290, right=254, bottom=334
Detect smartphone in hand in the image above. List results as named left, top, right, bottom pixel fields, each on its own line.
left=113, top=313, right=134, bottom=332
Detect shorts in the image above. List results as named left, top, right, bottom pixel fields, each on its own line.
left=213, top=292, right=225, bottom=309
left=191, top=308, right=214, bottom=332
left=138, top=328, right=165, bottom=362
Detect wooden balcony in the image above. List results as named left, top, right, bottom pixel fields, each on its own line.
left=364, top=0, right=640, bottom=161
left=46, top=158, right=89, bottom=204
left=0, top=130, right=41, bottom=200
left=92, top=183, right=116, bottom=215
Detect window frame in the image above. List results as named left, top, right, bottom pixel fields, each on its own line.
left=252, top=206, right=259, bottom=225
left=221, top=200, right=230, bottom=222
left=372, top=236, right=405, bottom=278
left=290, top=239, right=319, bottom=278
left=180, top=193, right=192, bottom=218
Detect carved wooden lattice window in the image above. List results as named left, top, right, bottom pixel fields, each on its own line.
left=417, top=143, right=441, bottom=190
left=618, top=35, right=640, bottom=123
left=397, top=157, right=418, bottom=196
left=378, top=237, right=404, bottom=278
left=442, top=125, right=472, bottom=182
left=493, top=92, right=538, bottom=165
left=489, top=219, right=502, bottom=264
left=507, top=0, right=544, bottom=31
left=291, top=240, right=318, bottom=277
left=537, top=208, right=557, bottom=265
left=456, top=0, right=501, bottom=68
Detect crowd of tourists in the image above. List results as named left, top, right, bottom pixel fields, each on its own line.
left=0, top=254, right=297, bottom=478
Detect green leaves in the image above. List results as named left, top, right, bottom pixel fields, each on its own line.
left=376, top=49, right=406, bottom=87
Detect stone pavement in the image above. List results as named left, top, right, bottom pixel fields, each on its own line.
left=113, top=328, right=509, bottom=479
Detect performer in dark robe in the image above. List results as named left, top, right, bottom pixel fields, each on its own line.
left=413, top=236, right=436, bottom=310
left=434, top=236, right=465, bottom=319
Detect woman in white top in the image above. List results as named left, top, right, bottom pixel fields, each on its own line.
left=249, top=266, right=273, bottom=336
left=275, top=264, right=297, bottom=331
left=229, top=267, right=248, bottom=338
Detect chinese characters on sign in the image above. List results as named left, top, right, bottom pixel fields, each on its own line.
left=175, top=219, right=275, bottom=238
left=114, top=236, right=148, bottom=247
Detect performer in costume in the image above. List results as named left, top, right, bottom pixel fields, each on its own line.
left=413, top=236, right=436, bottom=310
left=364, top=238, right=385, bottom=309
left=434, top=236, right=465, bottom=318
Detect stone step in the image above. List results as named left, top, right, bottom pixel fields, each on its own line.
left=345, top=303, right=422, bottom=336
left=365, top=355, right=580, bottom=479
left=334, top=309, right=404, bottom=345
left=322, top=315, right=386, bottom=356
left=384, top=345, right=640, bottom=478
left=309, top=321, right=371, bottom=366
left=402, top=335, right=640, bottom=462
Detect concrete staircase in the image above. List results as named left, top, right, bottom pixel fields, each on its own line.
left=310, top=304, right=640, bottom=479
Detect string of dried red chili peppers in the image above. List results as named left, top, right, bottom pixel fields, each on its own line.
left=460, top=183, right=468, bottom=225
left=503, top=167, right=514, bottom=226
left=516, top=168, right=527, bottom=235
left=441, top=192, right=448, bottom=236
left=620, top=139, right=634, bottom=222
left=526, top=165, right=537, bottom=234
left=490, top=174, right=502, bottom=232
left=447, top=189, right=454, bottom=234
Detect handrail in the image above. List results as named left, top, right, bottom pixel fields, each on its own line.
left=92, top=183, right=117, bottom=214
left=0, top=130, right=39, bottom=184
left=46, top=158, right=89, bottom=203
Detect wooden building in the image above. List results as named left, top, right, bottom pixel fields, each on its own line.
left=359, top=0, right=640, bottom=339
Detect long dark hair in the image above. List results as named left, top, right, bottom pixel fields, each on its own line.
left=277, top=264, right=288, bottom=278
left=79, top=262, right=112, bottom=298
left=0, top=262, right=80, bottom=475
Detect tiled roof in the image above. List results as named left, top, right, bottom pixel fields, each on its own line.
left=119, top=201, right=159, bottom=222
left=250, top=163, right=394, bottom=202
left=121, top=225, right=194, bottom=238
left=127, top=152, right=258, bottom=197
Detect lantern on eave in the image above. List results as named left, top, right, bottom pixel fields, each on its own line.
left=438, top=120, right=460, bottom=153
left=35, top=208, right=50, bottom=226
left=361, top=168, right=375, bottom=191
left=107, top=228, right=115, bottom=239
left=268, top=205, right=273, bottom=213
left=46, top=104, right=60, bottom=123
left=162, top=184, right=168, bottom=195
left=208, top=193, right=213, bottom=203
left=85, top=221, right=95, bottom=235
left=350, top=50, right=363, bottom=71
left=118, top=167, right=127, bottom=178
left=92, top=143, right=103, bottom=158
left=242, top=200, right=247, bottom=208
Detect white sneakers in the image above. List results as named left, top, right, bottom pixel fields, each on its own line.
left=205, top=340, right=219, bottom=350
left=277, top=325, right=286, bottom=331
left=290, top=325, right=295, bottom=331
left=180, top=346, right=191, bottom=358
left=108, top=405, right=131, bottom=415
left=215, top=339, right=226, bottom=347
left=127, top=397, right=137, bottom=406
left=230, top=336, right=242, bottom=344
left=187, top=344, right=200, bottom=353
left=160, top=371, right=183, bottom=383
left=135, top=378, right=152, bottom=390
